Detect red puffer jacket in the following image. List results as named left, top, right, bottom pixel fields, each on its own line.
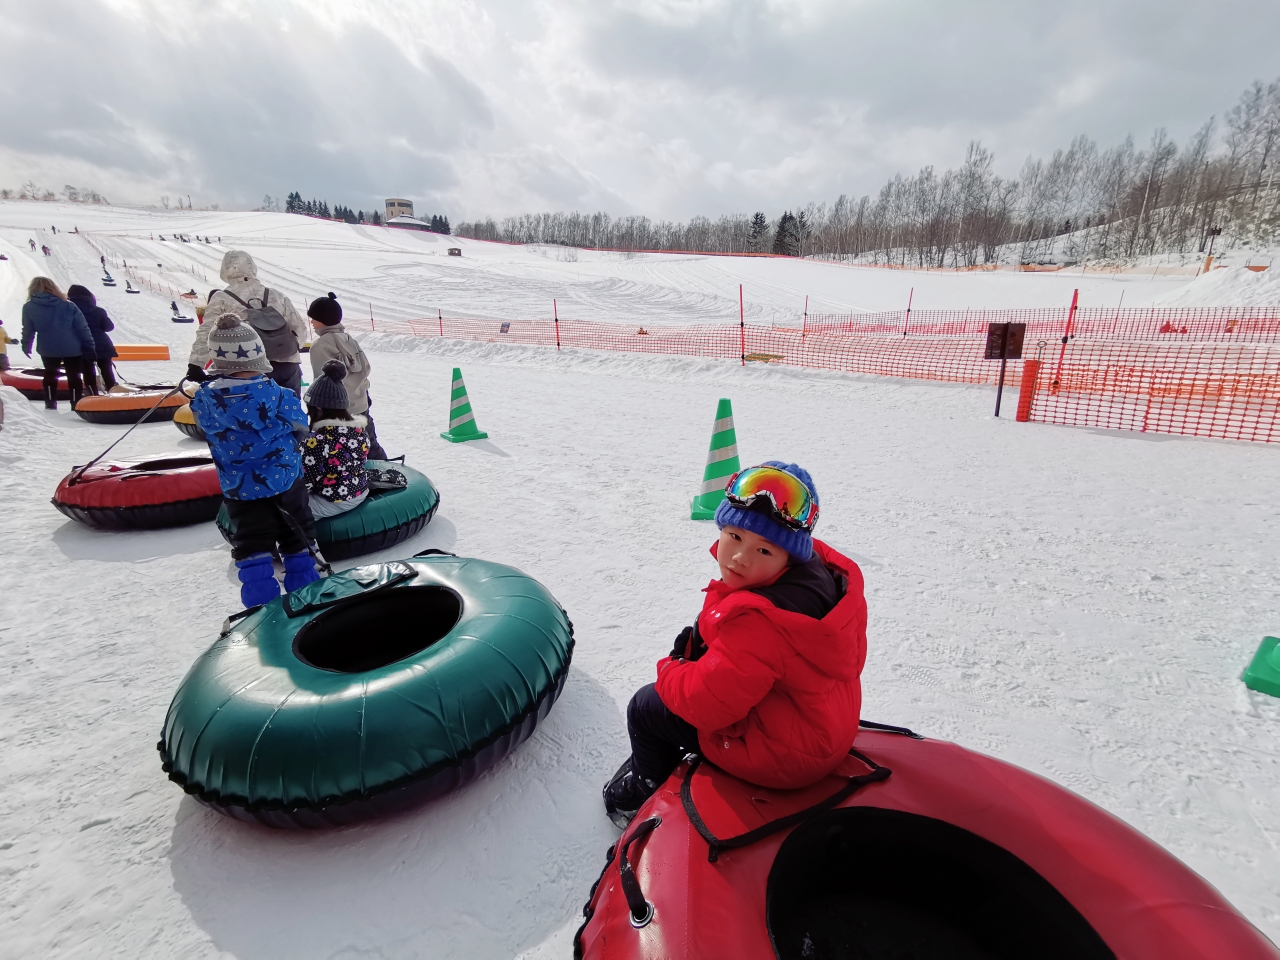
left=654, top=539, right=867, bottom=790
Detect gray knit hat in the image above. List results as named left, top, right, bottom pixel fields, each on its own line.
left=305, top=359, right=349, bottom=410
left=208, top=313, right=271, bottom=374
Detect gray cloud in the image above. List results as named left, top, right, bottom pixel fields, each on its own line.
left=1, top=0, right=1278, bottom=220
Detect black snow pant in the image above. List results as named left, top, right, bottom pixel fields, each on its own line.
left=364, top=393, right=388, bottom=461
left=80, top=358, right=116, bottom=394
left=627, top=683, right=700, bottom=786
left=41, top=355, right=84, bottom=395
left=269, top=361, right=303, bottom=398
left=223, top=477, right=317, bottom=561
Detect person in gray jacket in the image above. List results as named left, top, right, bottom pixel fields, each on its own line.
left=185, top=250, right=309, bottom=395
left=306, top=292, right=388, bottom=459
left=20, top=277, right=94, bottom=409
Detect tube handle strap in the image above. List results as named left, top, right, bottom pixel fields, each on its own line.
left=617, top=815, right=661, bottom=928
left=680, top=747, right=891, bottom=863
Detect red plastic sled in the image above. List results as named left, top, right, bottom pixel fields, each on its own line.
left=575, top=726, right=1278, bottom=960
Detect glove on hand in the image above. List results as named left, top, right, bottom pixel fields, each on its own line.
left=670, top=626, right=694, bottom=660
left=185, top=363, right=207, bottom=383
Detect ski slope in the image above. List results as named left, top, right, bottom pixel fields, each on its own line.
left=0, top=202, right=1277, bottom=959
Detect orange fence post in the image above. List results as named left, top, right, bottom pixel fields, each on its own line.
left=554, top=299, right=561, bottom=350
left=1051, top=288, right=1078, bottom=392
left=438, top=308, right=443, bottom=337
left=1015, top=360, right=1041, bottom=421
left=739, top=285, right=745, bottom=365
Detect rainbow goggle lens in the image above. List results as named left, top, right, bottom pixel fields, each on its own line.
left=723, top=466, right=818, bottom=532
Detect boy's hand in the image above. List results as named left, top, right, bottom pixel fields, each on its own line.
left=670, top=626, right=694, bottom=659
left=185, top=363, right=207, bottom=383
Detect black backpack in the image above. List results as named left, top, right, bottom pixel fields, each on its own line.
left=224, top=289, right=296, bottom=361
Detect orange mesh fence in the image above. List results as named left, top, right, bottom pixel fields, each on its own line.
left=806, top=306, right=1280, bottom=343
left=373, top=309, right=1280, bottom=443
left=1025, top=340, right=1280, bottom=443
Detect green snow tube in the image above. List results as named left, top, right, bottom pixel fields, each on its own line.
left=216, top=461, right=440, bottom=561
left=158, top=553, right=574, bottom=827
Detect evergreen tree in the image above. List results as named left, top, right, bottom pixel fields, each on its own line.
left=357, top=210, right=365, bottom=223
left=371, top=210, right=382, bottom=225
left=284, top=191, right=300, bottom=213
left=748, top=212, right=770, bottom=251
left=440, top=215, right=451, bottom=235
left=320, top=200, right=331, bottom=219
left=772, top=211, right=799, bottom=256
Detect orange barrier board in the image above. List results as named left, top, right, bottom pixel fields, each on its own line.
left=114, top=344, right=171, bottom=361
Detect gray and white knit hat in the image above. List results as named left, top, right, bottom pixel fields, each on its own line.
left=208, top=313, right=271, bottom=374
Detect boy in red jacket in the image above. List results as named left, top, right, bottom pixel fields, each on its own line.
left=603, top=461, right=867, bottom=827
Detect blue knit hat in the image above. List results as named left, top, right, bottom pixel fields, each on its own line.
left=713, top=461, right=818, bottom=563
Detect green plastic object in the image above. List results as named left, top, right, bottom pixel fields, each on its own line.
left=440, top=367, right=488, bottom=442
left=691, top=398, right=740, bottom=520
left=216, top=461, right=439, bottom=561
left=159, top=554, right=574, bottom=827
left=1243, top=637, right=1280, bottom=698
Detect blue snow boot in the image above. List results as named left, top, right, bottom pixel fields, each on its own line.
left=235, top=552, right=280, bottom=608
left=282, top=551, right=320, bottom=593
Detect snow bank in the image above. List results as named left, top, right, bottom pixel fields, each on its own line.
left=1156, top=265, right=1280, bottom=307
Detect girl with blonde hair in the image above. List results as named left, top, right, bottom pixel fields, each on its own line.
left=20, top=276, right=94, bottom=409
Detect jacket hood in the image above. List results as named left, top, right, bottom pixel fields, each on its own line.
left=220, top=249, right=258, bottom=283
left=708, top=539, right=863, bottom=681
left=68, top=290, right=97, bottom=307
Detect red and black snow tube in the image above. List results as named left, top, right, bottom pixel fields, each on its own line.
left=52, top=454, right=223, bottom=530
left=575, top=725, right=1279, bottom=960
left=2, top=367, right=69, bottom=401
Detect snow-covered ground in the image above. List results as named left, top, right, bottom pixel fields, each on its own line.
left=1, top=202, right=1278, bottom=958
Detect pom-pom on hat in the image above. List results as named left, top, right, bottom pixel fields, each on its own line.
left=713, top=460, right=818, bottom=563
left=308, top=292, right=342, bottom=326
left=207, top=313, right=271, bottom=374
left=305, top=359, right=350, bottom=410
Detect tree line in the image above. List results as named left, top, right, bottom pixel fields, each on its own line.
left=456, top=76, right=1280, bottom=265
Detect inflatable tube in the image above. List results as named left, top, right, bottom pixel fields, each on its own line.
left=173, top=402, right=206, bottom=440
left=74, top=388, right=184, bottom=424
left=216, top=461, right=439, bottom=561
left=2, top=367, right=69, bottom=401
left=575, top=727, right=1280, bottom=960
left=52, top=454, right=223, bottom=529
left=158, top=554, right=574, bottom=827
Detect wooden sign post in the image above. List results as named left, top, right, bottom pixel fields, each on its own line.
left=985, top=322, right=1026, bottom=418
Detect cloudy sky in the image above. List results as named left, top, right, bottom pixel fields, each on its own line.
left=2, top=0, right=1279, bottom=221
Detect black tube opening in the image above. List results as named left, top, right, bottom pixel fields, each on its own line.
left=293, top=586, right=462, bottom=673
left=767, top=807, right=1114, bottom=960
left=128, top=456, right=214, bottom=471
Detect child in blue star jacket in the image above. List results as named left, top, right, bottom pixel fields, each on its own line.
left=190, top=313, right=321, bottom=607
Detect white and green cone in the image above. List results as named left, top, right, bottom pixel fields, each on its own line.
left=440, top=367, right=489, bottom=442
left=690, top=397, right=740, bottom=520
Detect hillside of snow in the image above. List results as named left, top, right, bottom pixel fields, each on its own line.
left=1156, top=264, right=1280, bottom=307
left=0, top=202, right=1277, bottom=959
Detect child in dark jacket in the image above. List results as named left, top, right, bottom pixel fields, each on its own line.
left=189, top=313, right=321, bottom=608
left=302, top=360, right=370, bottom=518
left=603, top=462, right=867, bottom=827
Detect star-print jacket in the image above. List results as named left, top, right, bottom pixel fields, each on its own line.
left=190, top=374, right=308, bottom=500
left=302, top=415, right=370, bottom=504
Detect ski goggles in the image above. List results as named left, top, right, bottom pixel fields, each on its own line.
left=723, top=466, right=818, bottom=531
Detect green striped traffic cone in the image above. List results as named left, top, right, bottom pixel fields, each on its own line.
left=440, top=367, right=489, bottom=442
left=690, top=398, right=740, bottom=520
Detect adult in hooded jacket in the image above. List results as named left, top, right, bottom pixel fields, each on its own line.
left=186, top=250, right=309, bottom=395
left=20, top=277, right=94, bottom=409
left=66, top=284, right=117, bottom=393
left=653, top=539, right=867, bottom=790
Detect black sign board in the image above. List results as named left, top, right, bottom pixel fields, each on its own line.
left=984, top=322, right=1026, bottom=360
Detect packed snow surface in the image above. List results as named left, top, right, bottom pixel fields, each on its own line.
left=0, top=203, right=1277, bottom=958
left=1157, top=263, right=1280, bottom=307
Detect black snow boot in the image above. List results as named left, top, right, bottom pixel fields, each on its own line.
left=43, top=384, right=57, bottom=410
left=69, top=386, right=84, bottom=409
left=602, top=757, right=658, bottom=829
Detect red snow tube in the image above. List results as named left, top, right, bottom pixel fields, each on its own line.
left=2, top=367, right=69, bottom=401
left=575, top=726, right=1279, bottom=960
left=52, top=454, right=223, bottom=530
